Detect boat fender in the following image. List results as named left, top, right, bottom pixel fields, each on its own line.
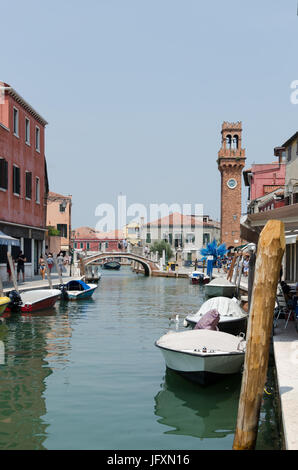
left=237, top=332, right=246, bottom=351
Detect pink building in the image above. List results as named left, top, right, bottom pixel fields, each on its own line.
left=0, top=81, right=48, bottom=278
left=72, top=227, right=125, bottom=253
left=243, top=161, right=285, bottom=214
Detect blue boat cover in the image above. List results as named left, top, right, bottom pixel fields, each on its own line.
left=66, top=280, right=90, bottom=290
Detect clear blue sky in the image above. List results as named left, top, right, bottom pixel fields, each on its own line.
left=2, top=0, right=298, bottom=228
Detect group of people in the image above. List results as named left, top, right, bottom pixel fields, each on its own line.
left=39, top=252, right=70, bottom=280
left=6, top=250, right=71, bottom=283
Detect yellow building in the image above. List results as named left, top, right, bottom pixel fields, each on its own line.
left=124, top=221, right=141, bottom=246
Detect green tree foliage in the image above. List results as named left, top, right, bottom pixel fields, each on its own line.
left=150, top=240, right=173, bottom=260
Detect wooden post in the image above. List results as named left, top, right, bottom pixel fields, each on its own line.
left=79, top=257, right=85, bottom=277
left=227, top=252, right=237, bottom=281
left=233, top=220, right=285, bottom=450
left=0, top=275, right=3, bottom=297
left=42, top=255, right=53, bottom=290
left=7, top=252, right=19, bottom=293
left=53, top=255, right=63, bottom=285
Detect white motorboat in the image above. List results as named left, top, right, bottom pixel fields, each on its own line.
left=155, top=329, right=246, bottom=385
left=6, top=289, right=61, bottom=313
left=189, top=271, right=210, bottom=285
left=205, top=277, right=236, bottom=298
left=185, top=296, right=248, bottom=335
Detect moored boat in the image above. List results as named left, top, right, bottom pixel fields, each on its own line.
left=204, top=277, right=236, bottom=298
left=103, top=261, right=121, bottom=270
left=61, top=279, right=97, bottom=300
left=155, top=329, right=246, bottom=385
left=185, top=296, right=248, bottom=335
left=5, top=289, right=61, bottom=313
left=189, top=271, right=210, bottom=285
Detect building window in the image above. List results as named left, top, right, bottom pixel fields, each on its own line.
left=25, top=118, right=30, bottom=144
left=146, top=233, right=151, bottom=243
left=13, top=165, right=20, bottom=195
left=57, top=224, right=67, bottom=238
left=203, top=233, right=210, bottom=245
left=86, top=242, right=90, bottom=250
left=0, top=158, right=8, bottom=190
left=80, top=242, right=83, bottom=249
left=105, top=242, right=109, bottom=249
left=74, top=242, right=77, bottom=249
left=59, top=203, right=66, bottom=212
left=25, top=171, right=32, bottom=199
left=35, top=177, right=40, bottom=203
left=287, top=145, right=292, bottom=162
left=35, top=126, right=40, bottom=152
left=13, top=107, right=19, bottom=136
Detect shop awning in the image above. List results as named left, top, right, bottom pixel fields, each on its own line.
left=0, top=231, right=20, bottom=246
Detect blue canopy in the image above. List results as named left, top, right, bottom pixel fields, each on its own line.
left=0, top=231, right=20, bottom=246
left=66, top=279, right=90, bottom=290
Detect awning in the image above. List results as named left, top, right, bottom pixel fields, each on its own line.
left=286, top=235, right=298, bottom=245
left=0, top=231, right=20, bottom=246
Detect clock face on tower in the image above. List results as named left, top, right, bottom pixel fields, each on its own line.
left=227, top=178, right=237, bottom=189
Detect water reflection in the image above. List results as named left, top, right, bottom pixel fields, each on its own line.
left=154, top=369, right=241, bottom=440
left=0, top=316, right=52, bottom=449
left=0, top=304, right=74, bottom=450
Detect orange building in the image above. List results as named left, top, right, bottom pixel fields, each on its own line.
left=46, top=191, right=72, bottom=254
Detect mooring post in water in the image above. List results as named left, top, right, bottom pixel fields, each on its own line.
left=7, top=252, right=19, bottom=293
left=233, top=220, right=285, bottom=450
left=0, top=275, right=3, bottom=297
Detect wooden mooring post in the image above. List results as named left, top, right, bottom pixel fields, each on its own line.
left=233, top=220, right=285, bottom=450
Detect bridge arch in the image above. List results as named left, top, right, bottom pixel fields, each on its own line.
left=82, top=252, right=159, bottom=276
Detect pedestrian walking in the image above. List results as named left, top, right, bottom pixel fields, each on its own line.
left=57, top=253, right=64, bottom=276
left=39, top=256, right=46, bottom=280
left=47, top=253, right=54, bottom=273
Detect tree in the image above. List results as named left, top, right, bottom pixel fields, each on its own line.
left=150, top=240, right=173, bottom=260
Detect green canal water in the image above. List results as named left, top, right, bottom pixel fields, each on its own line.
left=0, top=267, right=281, bottom=450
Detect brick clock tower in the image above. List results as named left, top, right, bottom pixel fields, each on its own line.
left=218, top=122, right=246, bottom=248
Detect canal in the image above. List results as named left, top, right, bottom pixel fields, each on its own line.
left=0, top=267, right=281, bottom=450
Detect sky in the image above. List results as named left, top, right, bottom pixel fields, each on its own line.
left=1, top=0, right=298, bottom=229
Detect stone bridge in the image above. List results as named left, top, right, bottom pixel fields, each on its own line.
left=82, top=252, right=161, bottom=276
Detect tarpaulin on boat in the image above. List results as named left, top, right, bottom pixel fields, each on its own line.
left=66, top=280, right=91, bottom=291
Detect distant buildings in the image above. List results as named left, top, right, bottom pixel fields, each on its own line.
left=0, top=81, right=48, bottom=278
left=72, top=227, right=124, bottom=253
left=139, top=212, right=220, bottom=262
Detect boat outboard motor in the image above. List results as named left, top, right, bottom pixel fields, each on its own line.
left=8, top=290, right=23, bottom=313
left=59, top=284, right=69, bottom=301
